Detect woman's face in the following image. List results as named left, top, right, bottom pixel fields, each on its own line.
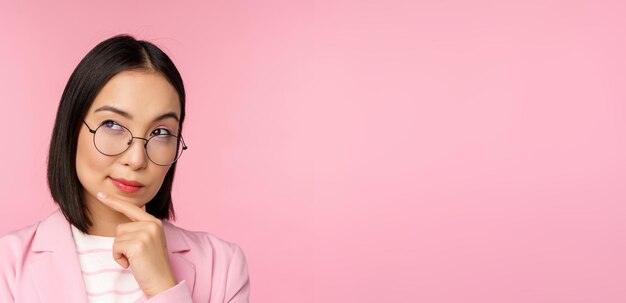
left=76, top=70, right=181, bottom=209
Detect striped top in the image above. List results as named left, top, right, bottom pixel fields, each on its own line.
left=70, top=225, right=146, bottom=303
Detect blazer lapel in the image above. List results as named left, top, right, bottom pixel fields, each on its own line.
left=27, top=210, right=88, bottom=303
left=163, top=221, right=197, bottom=294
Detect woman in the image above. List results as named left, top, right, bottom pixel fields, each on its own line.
left=0, top=34, right=250, bottom=302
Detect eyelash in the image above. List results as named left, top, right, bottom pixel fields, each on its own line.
left=101, top=119, right=122, bottom=129
left=100, top=119, right=173, bottom=136
left=151, top=128, right=172, bottom=136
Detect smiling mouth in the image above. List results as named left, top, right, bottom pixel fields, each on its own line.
left=109, top=177, right=144, bottom=193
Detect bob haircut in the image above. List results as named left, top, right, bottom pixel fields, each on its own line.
left=47, top=34, right=186, bottom=233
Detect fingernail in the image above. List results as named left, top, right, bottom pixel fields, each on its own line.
left=97, top=192, right=107, bottom=199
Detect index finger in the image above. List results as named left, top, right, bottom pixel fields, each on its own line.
left=97, top=192, right=159, bottom=223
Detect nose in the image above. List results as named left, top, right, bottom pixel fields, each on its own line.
left=119, top=137, right=149, bottom=170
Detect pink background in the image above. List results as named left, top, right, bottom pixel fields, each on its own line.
left=1, top=0, right=625, bottom=302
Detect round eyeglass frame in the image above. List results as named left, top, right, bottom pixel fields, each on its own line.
left=82, top=120, right=188, bottom=166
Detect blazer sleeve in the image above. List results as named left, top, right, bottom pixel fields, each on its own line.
left=145, top=280, right=193, bottom=303
left=224, top=244, right=251, bottom=303
left=0, top=234, right=17, bottom=302
left=0, top=264, right=15, bottom=302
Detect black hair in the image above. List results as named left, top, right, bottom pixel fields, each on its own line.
left=47, top=34, right=186, bottom=233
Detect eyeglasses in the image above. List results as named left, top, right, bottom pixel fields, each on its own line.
left=82, top=120, right=188, bottom=166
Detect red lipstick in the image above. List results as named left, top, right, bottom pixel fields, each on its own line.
left=109, top=177, right=144, bottom=193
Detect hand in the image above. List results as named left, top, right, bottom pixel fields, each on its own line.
left=96, top=192, right=178, bottom=298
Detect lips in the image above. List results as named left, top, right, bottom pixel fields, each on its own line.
left=109, top=177, right=144, bottom=193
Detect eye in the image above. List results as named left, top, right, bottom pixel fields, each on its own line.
left=151, top=128, right=172, bottom=137
left=101, top=120, right=123, bottom=130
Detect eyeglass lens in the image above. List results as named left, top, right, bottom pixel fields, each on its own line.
left=93, top=122, right=183, bottom=165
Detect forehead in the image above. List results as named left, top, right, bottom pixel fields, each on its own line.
left=88, top=70, right=181, bottom=122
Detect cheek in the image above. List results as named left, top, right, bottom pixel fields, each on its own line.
left=146, top=166, right=171, bottom=193
left=75, top=132, right=111, bottom=190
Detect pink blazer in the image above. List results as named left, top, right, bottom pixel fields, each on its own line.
left=0, top=210, right=250, bottom=302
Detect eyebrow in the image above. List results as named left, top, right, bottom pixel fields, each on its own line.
left=94, top=105, right=180, bottom=123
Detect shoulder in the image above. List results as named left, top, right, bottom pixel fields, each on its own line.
left=0, top=210, right=65, bottom=257
left=0, top=210, right=68, bottom=273
left=0, top=221, right=40, bottom=261
left=162, top=221, right=251, bottom=301
left=0, top=220, right=41, bottom=292
left=162, top=220, right=246, bottom=258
